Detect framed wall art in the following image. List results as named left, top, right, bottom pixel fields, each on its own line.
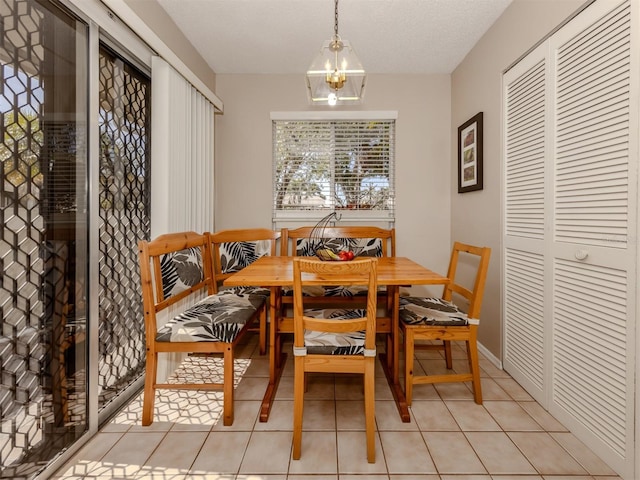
left=457, top=112, right=483, bottom=193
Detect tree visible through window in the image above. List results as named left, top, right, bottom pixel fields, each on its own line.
left=273, top=117, right=395, bottom=219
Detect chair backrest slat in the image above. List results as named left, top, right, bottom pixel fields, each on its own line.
left=443, top=241, right=491, bottom=319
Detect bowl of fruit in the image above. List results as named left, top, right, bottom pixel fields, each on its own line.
left=309, top=213, right=362, bottom=261
left=315, top=247, right=360, bottom=261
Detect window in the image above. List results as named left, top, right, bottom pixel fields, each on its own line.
left=272, top=112, right=396, bottom=222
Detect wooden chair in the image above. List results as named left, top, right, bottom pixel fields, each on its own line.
left=138, top=231, right=267, bottom=426
left=209, top=228, right=281, bottom=354
left=280, top=225, right=395, bottom=307
left=399, top=242, right=491, bottom=405
left=291, top=257, right=379, bottom=463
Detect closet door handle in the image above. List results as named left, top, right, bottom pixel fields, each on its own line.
left=574, top=249, right=589, bottom=260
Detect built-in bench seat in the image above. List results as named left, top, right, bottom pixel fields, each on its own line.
left=138, top=231, right=267, bottom=427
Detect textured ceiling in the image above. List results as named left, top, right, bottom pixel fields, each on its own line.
left=155, top=0, right=513, bottom=75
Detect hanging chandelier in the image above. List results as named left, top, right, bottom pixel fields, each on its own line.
left=306, top=0, right=366, bottom=106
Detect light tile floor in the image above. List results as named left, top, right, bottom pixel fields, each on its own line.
left=53, top=336, right=622, bottom=479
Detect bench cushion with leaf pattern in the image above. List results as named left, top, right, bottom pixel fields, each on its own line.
left=399, top=296, right=474, bottom=326
left=158, top=245, right=266, bottom=342
left=216, top=240, right=272, bottom=297
left=157, top=293, right=265, bottom=343
left=161, top=246, right=205, bottom=299
left=295, top=237, right=383, bottom=258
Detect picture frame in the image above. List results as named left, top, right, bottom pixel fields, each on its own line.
left=457, top=112, right=483, bottom=193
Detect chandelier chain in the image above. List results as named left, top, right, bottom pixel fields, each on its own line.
left=334, top=0, right=339, bottom=37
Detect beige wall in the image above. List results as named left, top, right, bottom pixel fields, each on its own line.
left=450, top=0, right=588, bottom=359
left=214, top=73, right=453, bottom=288
left=124, top=0, right=216, bottom=92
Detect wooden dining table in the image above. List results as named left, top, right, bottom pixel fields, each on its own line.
left=223, top=255, right=449, bottom=423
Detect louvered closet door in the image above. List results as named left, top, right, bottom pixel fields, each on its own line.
left=503, top=42, right=549, bottom=404
left=503, top=1, right=637, bottom=477
left=549, top=1, right=636, bottom=475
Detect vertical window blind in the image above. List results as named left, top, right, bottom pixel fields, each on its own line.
left=151, top=56, right=215, bottom=235
left=272, top=117, right=395, bottom=221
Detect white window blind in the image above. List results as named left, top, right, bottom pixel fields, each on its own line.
left=272, top=115, right=395, bottom=222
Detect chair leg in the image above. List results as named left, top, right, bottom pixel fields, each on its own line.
left=467, top=339, right=483, bottom=404
left=443, top=340, right=453, bottom=369
left=142, top=349, right=157, bottom=426
left=404, top=328, right=415, bottom=406
left=292, top=356, right=305, bottom=460
left=223, top=344, right=235, bottom=426
left=364, top=358, right=376, bottom=463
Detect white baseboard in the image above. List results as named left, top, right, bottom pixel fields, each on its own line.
left=478, top=341, right=502, bottom=370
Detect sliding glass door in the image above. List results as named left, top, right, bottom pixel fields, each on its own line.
left=1, top=0, right=89, bottom=476
left=1, top=1, right=151, bottom=477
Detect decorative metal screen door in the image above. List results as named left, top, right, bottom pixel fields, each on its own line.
left=97, top=44, right=150, bottom=411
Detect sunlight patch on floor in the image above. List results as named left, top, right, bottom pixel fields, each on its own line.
left=108, top=356, right=253, bottom=426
